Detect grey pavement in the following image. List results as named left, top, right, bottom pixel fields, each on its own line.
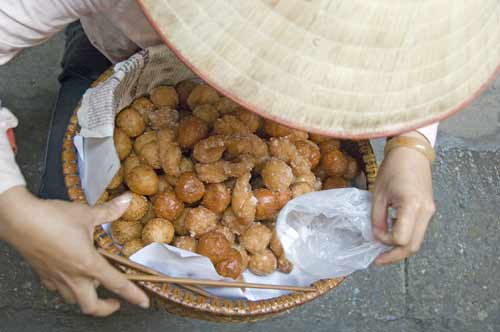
left=0, top=34, right=499, bottom=332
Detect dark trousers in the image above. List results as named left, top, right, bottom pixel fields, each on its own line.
left=39, top=22, right=111, bottom=200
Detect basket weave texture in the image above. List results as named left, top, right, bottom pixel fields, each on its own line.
left=62, top=69, right=378, bottom=322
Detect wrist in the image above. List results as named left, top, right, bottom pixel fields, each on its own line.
left=385, top=133, right=435, bottom=164
left=0, top=186, right=41, bottom=242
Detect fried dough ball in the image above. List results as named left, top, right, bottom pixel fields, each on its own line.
left=275, top=189, right=292, bottom=209
left=157, top=175, right=173, bottom=193
left=291, top=182, right=314, bottom=198
left=142, top=218, right=175, bottom=245
left=176, top=79, right=198, bottom=110
left=111, top=219, right=143, bottom=245
left=249, top=249, right=277, bottom=276
left=107, top=167, right=123, bottom=190
left=213, top=115, right=251, bottom=136
left=309, top=133, right=330, bottom=144
left=158, top=129, right=181, bottom=176
left=214, top=225, right=235, bottom=245
left=122, top=192, right=149, bottom=221
left=131, top=97, right=155, bottom=123
left=150, top=86, right=179, bottom=109
left=293, top=171, right=318, bottom=188
left=177, top=116, right=209, bottom=149
left=344, top=156, right=360, bottom=180
left=225, top=134, right=269, bottom=168
left=294, top=140, right=321, bottom=169
left=232, top=107, right=261, bottom=133
left=114, top=128, right=132, bottom=160
left=179, top=157, right=194, bottom=173
left=175, top=172, right=205, bottom=203
left=173, top=236, right=197, bottom=252
left=322, top=176, right=349, bottom=190
left=138, top=202, right=155, bottom=224
left=222, top=208, right=253, bottom=235
left=197, top=231, right=232, bottom=264
left=240, top=224, right=272, bottom=254
left=232, top=173, right=257, bottom=223
left=269, top=137, right=311, bottom=176
left=313, top=166, right=329, bottom=182
left=318, top=139, right=341, bottom=154
left=202, top=183, right=231, bottom=214
left=263, top=120, right=308, bottom=141
left=233, top=245, right=250, bottom=271
left=215, top=97, right=239, bottom=114
left=195, top=157, right=254, bottom=183
left=134, top=131, right=157, bottom=154
left=153, top=191, right=184, bottom=220
left=321, top=149, right=348, bottom=177
left=216, top=249, right=244, bottom=279
left=193, top=104, right=220, bottom=125
left=116, top=107, right=146, bottom=138
left=278, top=256, right=293, bottom=274
left=138, top=141, right=161, bottom=169
left=270, top=229, right=284, bottom=257
left=261, top=158, right=294, bottom=192
left=173, top=208, right=190, bottom=236
left=254, top=189, right=281, bottom=221
left=148, top=107, right=179, bottom=130
left=123, top=153, right=141, bottom=175
left=193, top=135, right=226, bottom=163
left=121, top=239, right=144, bottom=257
left=187, top=84, right=219, bottom=110
left=125, top=165, right=159, bottom=195
left=185, top=206, right=218, bottom=237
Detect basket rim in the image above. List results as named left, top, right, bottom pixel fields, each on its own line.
left=61, top=68, right=379, bottom=317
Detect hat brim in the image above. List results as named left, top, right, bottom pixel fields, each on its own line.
left=136, top=0, right=500, bottom=139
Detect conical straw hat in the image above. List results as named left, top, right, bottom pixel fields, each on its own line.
left=137, top=0, right=500, bottom=138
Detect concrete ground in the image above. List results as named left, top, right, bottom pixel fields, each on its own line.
left=0, top=34, right=499, bottom=332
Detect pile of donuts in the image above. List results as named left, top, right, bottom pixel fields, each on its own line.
left=105, top=80, right=360, bottom=280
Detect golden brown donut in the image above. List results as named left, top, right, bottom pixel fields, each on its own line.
left=215, top=249, right=244, bottom=279
left=197, top=231, right=232, bottom=264
left=232, top=107, right=262, bottom=133
left=344, top=156, right=360, bottom=180
left=294, top=140, right=321, bottom=169
left=221, top=208, right=254, bottom=235
left=116, top=107, right=146, bottom=138
left=121, top=239, right=145, bottom=257
left=173, top=208, right=190, bottom=236
left=249, top=249, right=277, bottom=276
left=173, top=236, right=197, bottom=252
left=213, top=115, right=251, bottom=136
left=153, top=191, right=184, bottom=220
left=121, top=192, right=149, bottom=221
left=187, top=84, right=219, bottom=110
left=277, top=255, right=293, bottom=274
left=125, top=165, right=159, bottom=195
left=322, top=176, right=349, bottom=190
left=214, top=97, right=239, bottom=114
left=254, top=188, right=280, bottom=221
left=185, top=206, right=218, bottom=237
left=107, top=167, right=124, bottom=190
left=214, top=225, right=236, bottom=245
left=177, top=116, right=209, bottom=149
left=134, top=131, right=157, bottom=154
left=269, top=229, right=284, bottom=257
left=175, top=172, right=205, bottom=203
left=291, top=182, right=314, bottom=198
left=138, top=141, right=161, bottom=169
left=111, top=219, right=143, bottom=245
left=131, top=96, right=155, bottom=123
left=318, top=139, right=341, bottom=154
left=175, top=79, right=198, bottom=110
left=148, top=107, right=179, bottom=130
left=114, top=128, right=132, bottom=160
left=142, top=218, right=175, bottom=245
left=150, top=86, right=179, bottom=109
left=122, top=153, right=141, bottom=175
left=261, top=158, right=294, bottom=192
left=321, top=150, right=348, bottom=177
left=202, top=183, right=231, bottom=214
left=192, top=104, right=220, bottom=125
left=193, top=135, right=226, bottom=164
left=240, top=224, right=272, bottom=254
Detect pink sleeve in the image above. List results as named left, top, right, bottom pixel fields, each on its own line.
left=415, top=122, right=439, bottom=147
left=0, top=108, right=25, bottom=194
left=0, top=0, right=116, bottom=64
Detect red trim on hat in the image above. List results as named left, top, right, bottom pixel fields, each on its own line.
left=7, top=128, right=16, bottom=154
left=136, top=0, right=500, bottom=140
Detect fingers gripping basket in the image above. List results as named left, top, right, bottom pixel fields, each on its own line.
left=62, top=46, right=378, bottom=322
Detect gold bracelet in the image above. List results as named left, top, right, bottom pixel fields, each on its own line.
left=384, top=136, right=436, bottom=163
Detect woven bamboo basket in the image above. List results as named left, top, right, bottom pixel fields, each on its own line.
left=62, top=69, right=378, bottom=322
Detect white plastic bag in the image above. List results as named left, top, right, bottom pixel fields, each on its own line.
left=276, top=188, right=390, bottom=279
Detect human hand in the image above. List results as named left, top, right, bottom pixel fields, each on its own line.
left=371, top=133, right=436, bottom=265
left=0, top=186, right=149, bottom=316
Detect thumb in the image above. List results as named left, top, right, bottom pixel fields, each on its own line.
left=92, top=192, right=132, bottom=226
